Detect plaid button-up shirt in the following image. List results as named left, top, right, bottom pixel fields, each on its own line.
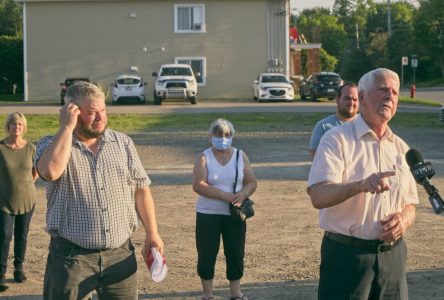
left=36, top=129, right=151, bottom=249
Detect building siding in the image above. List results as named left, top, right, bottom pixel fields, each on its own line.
left=23, top=0, right=287, bottom=101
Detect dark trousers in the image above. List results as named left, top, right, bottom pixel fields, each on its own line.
left=196, top=212, right=246, bottom=281
left=0, top=206, right=35, bottom=274
left=318, top=235, right=408, bottom=300
left=43, top=237, right=137, bottom=300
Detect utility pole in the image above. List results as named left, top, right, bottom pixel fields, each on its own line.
left=387, top=0, right=392, bottom=35
left=355, top=24, right=359, bottom=49
left=439, top=20, right=443, bottom=49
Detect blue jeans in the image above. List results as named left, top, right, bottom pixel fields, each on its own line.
left=0, top=206, right=35, bottom=274
left=43, top=237, right=138, bottom=300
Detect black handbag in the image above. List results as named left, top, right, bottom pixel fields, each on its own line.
left=229, top=150, right=255, bottom=222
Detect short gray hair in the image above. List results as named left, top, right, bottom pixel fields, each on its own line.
left=358, top=68, right=400, bottom=92
left=208, top=118, right=235, bottom=136
left=5, top=112, right=27, bottom=136
left=65, top=81, right=105, bottom=105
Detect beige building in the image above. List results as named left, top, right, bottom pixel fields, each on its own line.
left=16, top=0, right=291, bottom=101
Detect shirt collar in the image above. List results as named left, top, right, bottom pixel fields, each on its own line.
left=72, top=129, right=115, bottom=147
left=354, top=114, right=395, bottom=142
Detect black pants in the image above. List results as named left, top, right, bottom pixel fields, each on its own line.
left=0, top=205, right=35, bottom=274
left=318, top=235, right=408, bottom=300
left=195, top=212, right=246, bottom=281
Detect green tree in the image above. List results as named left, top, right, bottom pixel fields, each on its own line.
left=364, top=2, right=415, bottom=77
left=366, top=32, right=388, bottom=68
left=320, top=48, right=338, bottom=71
left=297, top=8, right=347, bottom=65
left=333, top=0, right=376, bottom=40
left=414, top=0, right=444, bottom=79
left=339, top=47, right=373, bottom=82
left=386, top=2, right=415, bottom=84
left=332, top=0, right=376, bottom=79
left=0, top=0, right=22, bottom=36
left=0, top=36, right=23, bottom=93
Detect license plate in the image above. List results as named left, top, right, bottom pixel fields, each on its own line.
left=125, top=87, right=132, bottom=91
left=327, top=88, right=334, bottom=92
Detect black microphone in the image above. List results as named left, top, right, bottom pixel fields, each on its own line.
left=406, top=148, right=444, bottom=214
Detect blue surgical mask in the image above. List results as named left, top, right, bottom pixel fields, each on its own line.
left=211, top=136, right=232, bottom=150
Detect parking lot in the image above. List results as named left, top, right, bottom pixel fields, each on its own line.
left=0, top=103, right=443, bottom=299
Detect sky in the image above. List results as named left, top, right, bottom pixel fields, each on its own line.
left=290, top=0, right=419, bottom=12
left=290, top=0, right=335, bottom=11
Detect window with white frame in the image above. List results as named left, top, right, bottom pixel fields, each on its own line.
left=174, top=4, right=205, bottom=33
left=176, top=57, right=206, bottom=85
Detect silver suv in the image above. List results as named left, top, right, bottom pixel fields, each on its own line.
left=151, top=64, right=198, bottom=105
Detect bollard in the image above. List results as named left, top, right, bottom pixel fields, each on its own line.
left=410, top=84, right=416, bottom=99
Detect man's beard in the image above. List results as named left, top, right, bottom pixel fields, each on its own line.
left=338, top=107, right=357, bottom=119
left=77, top=120, right=106, bottom=139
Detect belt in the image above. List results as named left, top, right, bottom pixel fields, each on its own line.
left=324, top=231, right=400, bottom=253
left=51, top=236, right=127, bottom=254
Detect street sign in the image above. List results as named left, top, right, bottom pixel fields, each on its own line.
left=402, top=56, right=408, bottom=66
left=411, top=55, right=418, bottom=84
left=410, top=54, right=418, bottom=68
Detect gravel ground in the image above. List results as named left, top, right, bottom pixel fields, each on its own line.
left=1, top=123, right=443, bottom=300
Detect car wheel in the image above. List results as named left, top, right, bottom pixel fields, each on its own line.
left=328, top=97, right=334, bottom=100
left=310, top=89, right=317, bottom=101
left=253, top=89, right=258, bottom=100
left=189, top=95, right=198, bottom=105
left=153, top=91, right=162, bottom=105
left=300, top=89, right=306, bottom=100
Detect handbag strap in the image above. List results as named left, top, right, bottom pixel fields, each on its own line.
left=232, top=149, right=240, bottom=193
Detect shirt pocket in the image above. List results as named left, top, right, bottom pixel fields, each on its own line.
left=388, top=156, right=410, bottom=211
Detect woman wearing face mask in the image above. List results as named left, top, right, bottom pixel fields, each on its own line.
left=192, top=118, right=257, bottom=300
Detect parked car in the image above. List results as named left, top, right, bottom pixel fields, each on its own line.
left=299, top=72, right=343, bottom=101
left=441, top=105, right=444, bottom=122
left=152, top=64, right=198, bottom=105
left=252, top=73, right=294, bottom=102
left=60, top=77, right=91, bottom=105
left=111, top=74, right=146, bottom=104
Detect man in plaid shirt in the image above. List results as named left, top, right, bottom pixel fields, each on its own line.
left=36, top=82, right=164, bottom=300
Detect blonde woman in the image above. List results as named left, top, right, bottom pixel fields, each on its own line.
left=0, top=112, right=38, bottom=291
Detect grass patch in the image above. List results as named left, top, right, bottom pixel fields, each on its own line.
left=0, top=112, right=441, bottom=142
left=413, top=78, right=444, bottom=88
left=399, top=97, right=441, bottom=107
left=0, top=94, right=24, bottom=102
left=0, top=96, right=442, bottom=107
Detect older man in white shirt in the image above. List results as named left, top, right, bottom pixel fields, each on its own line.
left=307, top=68, right=419, bottom=300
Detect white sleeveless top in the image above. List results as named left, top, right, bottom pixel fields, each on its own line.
left=196, top=147, right=245, bottom=215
